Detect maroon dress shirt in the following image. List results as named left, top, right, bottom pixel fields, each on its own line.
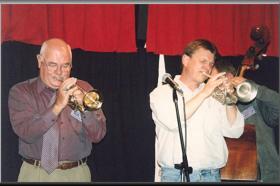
left=8, top=77, right=106, bottom=161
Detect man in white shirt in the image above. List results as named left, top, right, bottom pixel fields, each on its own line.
left=150, top=39, right=244, bottom=182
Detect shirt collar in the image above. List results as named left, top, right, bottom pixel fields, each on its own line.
left=36, top=77, right=56, bottom=94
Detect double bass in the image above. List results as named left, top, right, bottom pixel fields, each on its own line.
left=220, top=25, right=270, bottom=182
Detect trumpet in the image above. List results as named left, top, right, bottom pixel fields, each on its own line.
left=66, top=85, right=103, bottom=112
left=203, top=72, right=258, bottom=105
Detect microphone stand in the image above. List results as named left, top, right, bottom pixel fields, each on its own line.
left=172, top=89, right=193, bottom=182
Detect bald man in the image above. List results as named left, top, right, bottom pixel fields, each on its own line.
left=8, top=38, right=107, bottom=182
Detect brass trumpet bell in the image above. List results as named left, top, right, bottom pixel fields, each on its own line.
left=68, top=88, right=103, bottom=112
left=236, top=80, right=258, bottom=103
left=212, top=80, right=258, bottom=105
left=83, top=89, right=103, bottom=111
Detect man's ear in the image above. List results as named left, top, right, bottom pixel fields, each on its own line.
left=37, top=54, right=42, bottom=68
left=182, top=54, right=190, bottom=67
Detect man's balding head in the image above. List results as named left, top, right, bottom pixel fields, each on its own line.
left=40, top=38, right=72, bottom=59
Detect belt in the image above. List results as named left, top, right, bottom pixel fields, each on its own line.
left=22, top=157, right=87, bottom=170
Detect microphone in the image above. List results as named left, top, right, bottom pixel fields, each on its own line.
left=162, top=73, right=183, bottom=95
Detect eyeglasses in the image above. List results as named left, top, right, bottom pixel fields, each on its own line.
left=41, top=58, right=72, bottom=72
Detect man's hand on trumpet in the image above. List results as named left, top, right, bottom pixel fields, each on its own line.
left=53, top=77, right=79, bottom=115
left=229, top=76, right=246, bottom=87
left=71, top=88, right=84, bottom=106
left=201, top=72, right=227, bottom=98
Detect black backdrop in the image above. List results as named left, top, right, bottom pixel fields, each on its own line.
left=1, top=41, right=279, bottom=182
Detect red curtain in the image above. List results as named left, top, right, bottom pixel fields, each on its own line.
left=2, top=4, right=279, bottom=56
left=1, top=4, right=136, bottom=52
left=146, top=4, right=279, bottom=56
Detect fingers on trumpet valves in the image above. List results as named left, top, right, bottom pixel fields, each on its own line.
left=202, top=72, right=226, bottom=80
left=63, top=84, right=77, bottom=92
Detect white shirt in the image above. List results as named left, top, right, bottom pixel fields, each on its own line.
left=150, top=75, right=244, bottom=175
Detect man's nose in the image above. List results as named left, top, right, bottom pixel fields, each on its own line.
left=54, top=66, right=63, bottom=74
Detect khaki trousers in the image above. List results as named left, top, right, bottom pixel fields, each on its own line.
left=18, top=161, right=91, bottom=182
